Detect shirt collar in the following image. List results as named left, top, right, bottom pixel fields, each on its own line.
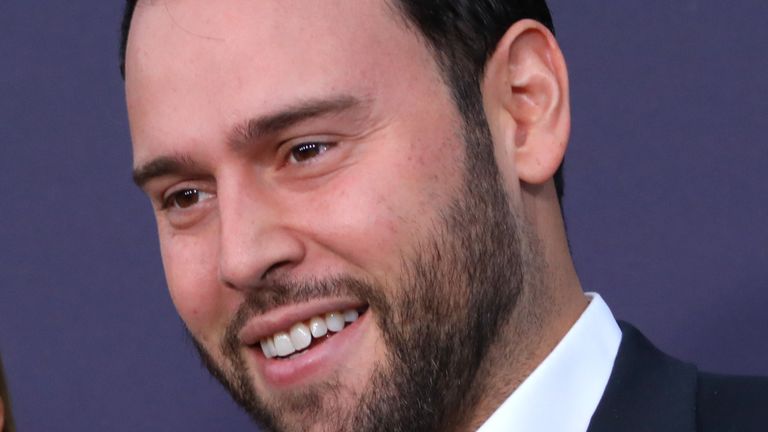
left=477, top=292, right=621, bottom=432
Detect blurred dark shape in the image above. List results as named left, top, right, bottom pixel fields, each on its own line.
left=0, top=354, right=14, bottom=432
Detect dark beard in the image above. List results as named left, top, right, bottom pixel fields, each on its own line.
left=190, top=118, right=539, bottom=431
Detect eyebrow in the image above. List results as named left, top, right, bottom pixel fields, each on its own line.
left=228, top=95, right=363, bottom=151
left=132, top=154, right=205, bottom=189
left=132, top=95, right=365, bottom=188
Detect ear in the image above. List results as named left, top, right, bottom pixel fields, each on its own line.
left=482, top=19, right=570, bottom=187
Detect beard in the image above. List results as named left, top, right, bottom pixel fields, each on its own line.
left=189, top=113, right=543, bottom=431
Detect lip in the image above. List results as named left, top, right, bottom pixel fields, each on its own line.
left=237, top=298, right=367, bottom=347
left=247, top=307, right=372, bottom=388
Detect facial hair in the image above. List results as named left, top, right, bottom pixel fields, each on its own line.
left=189, top=116, right=542, bottom=432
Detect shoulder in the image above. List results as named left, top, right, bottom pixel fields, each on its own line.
left=589, top=322, right=768, bottom=432
left=697, top=371, right=768, bottom=432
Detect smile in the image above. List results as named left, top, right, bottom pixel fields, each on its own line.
left=259, top=307, right=366, bottom=359
left=237, top=299, right=374, bottom=387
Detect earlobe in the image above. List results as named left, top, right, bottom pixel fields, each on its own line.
left=483, top=20, right=570, bottom=186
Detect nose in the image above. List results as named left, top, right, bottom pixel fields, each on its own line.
left=217, top=183, right=306, bottom=291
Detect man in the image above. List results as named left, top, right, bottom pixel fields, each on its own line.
left=120, top=1, right=767, bottom=431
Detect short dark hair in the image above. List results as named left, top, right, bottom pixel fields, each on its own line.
left=118, top=0, right=564, bottom=204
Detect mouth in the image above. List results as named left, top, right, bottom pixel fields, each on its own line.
left=256, top=306, right=369, bottom=359
left=237, top=301, right=374, bottom=388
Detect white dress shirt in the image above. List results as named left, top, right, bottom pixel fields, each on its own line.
left=477, top=293, right=622, bottom=432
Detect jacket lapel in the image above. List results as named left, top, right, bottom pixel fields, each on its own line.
left=587, top=322, right=698, bottom=432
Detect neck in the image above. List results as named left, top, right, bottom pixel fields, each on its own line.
left=462, top=278, right=587, bottom=431
left=460, top=185, right=588, bottom=431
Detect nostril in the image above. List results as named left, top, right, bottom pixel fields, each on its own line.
left=220, top=259, right=297, bottom=292
left=221, top=279, right=238, bottom=290
left=262, top=260, right=294, bottom=281
left=217, top=225, right=307, bottom=291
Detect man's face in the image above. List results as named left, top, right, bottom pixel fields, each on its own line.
left=127, top=0, right=533, bottom=430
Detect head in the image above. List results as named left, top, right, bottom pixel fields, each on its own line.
left=122, top=1, right=578, bottom=431
left=120, top=1, right=564, bottom=203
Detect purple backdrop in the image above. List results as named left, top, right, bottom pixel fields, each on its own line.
left=1, top=1, right=766, bottom=430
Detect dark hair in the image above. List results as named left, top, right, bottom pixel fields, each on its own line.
left=118, top=0, right=564, bottom=204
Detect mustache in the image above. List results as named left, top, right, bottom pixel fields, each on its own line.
left=222, top=275, right=389, bottom=353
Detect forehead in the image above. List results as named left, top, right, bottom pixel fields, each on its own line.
left=129, top=0, right=405, bottom=67
left=125, top=0, right=445, bottom=161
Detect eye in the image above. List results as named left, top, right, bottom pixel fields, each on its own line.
left=288, top=142, right=333, bottom=164
left=162, top=188, right=213, bottom=210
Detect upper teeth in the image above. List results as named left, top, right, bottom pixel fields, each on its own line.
left=260, top=309, right=361, bottom=359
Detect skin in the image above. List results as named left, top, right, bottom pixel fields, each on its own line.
left=126, top=0, right=587, bottom=430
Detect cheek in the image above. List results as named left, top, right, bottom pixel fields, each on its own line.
left=305, top=137, right=463, bottom=279
left=326, top=186, right=402, bottom=267
left=158, top=226, right=231, bottom=340
left=298, top=180, right=401, bottom=274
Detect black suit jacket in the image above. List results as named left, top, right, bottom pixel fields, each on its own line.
left=587, top=322, right=768, bottom=432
